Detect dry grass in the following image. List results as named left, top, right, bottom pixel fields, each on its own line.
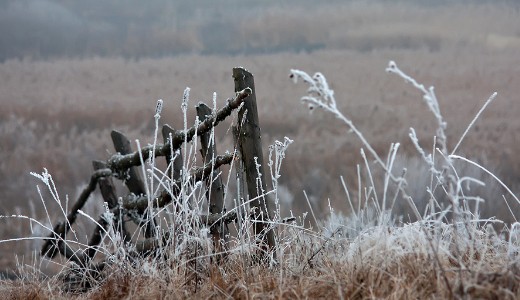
left=2, top=220, right=520, bottom=299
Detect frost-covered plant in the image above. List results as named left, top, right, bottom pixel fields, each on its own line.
left=268, top=136, right=293, bottom=218
left=291, top=61, right=518, bottom=272
left=289, top=69, right=403, bottom=184
left=290, top=68, right=411, bottom=223
left=384, top=61, right=520, bottom=226
left=289, top=62, right=520, bottom=298
left=290, top=61, right=516, bottom=224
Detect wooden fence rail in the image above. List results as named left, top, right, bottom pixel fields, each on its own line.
left=40, top=68, right=277, bottom=281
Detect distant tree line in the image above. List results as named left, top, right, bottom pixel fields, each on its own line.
left=0, top=0, right=332, bottom=61
left=0, top=0, right=516, bottom=61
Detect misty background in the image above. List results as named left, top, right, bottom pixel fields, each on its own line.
left=1, top=0, right=518, bottom=62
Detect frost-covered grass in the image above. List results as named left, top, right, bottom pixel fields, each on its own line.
left=2, top=61, right=520, bottom=299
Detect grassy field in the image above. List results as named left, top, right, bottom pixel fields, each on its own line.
left=1, top=1, right=520, bottom=298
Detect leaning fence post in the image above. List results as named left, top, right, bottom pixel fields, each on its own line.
left=111, top=130, right=156, bottom=238
left=162, top=124, right=183, bottom=182
left=196, top=102, right=229, bottom=257
left=232, top=67, right=277, bottom=261
left=87, top=160, right=130, bottom=259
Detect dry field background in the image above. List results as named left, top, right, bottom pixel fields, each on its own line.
left=1, top=1, right=520, bottom=296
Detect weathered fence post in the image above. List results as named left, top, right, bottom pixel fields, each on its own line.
left=111, top=130, right=156, bottom=238
left=196, top=103, right=229, bottom=256
left=233, top=67, right=277, bottom=261
left=162, top=124, right=183, bottom=181
left=87, top=160, right=130, bottom=259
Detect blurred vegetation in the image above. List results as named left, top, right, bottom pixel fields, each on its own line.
left=0, top=0, right=329, bottom=61
left=1, top=0, right=518, bottom=62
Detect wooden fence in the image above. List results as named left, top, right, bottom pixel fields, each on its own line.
left=40, top=68, right=278, bottom=288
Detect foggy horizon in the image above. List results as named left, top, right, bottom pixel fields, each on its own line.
left=1, top=0, right=518, bottom=62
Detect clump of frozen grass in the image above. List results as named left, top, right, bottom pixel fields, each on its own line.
left=290, top=62, right=520, bottom=297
